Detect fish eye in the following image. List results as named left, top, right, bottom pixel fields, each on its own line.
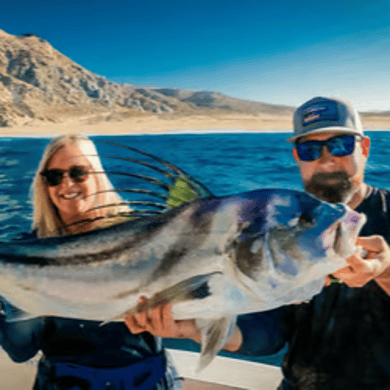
left=298, top=213, right=315, bottom=228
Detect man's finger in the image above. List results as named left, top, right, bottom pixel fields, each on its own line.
left=356, top=236, right=386, bottom=252
left=332, top=266, right=353, bottom=281
left=361, top=258, right=383, bottom=274
left=344, top=254, right=366, bottom=269
left=324, top=275, right=332, bottom=287
left=335, top=258, right=382, bottom=281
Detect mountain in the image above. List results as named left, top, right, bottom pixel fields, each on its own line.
left=0, top=30, right=294, bottom=127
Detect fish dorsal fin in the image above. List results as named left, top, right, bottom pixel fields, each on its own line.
left=95, top=140, right=214, bottom=204
left=167, top=176, right=203, bottom=208
left=65, top=141, right=214, bottom=230
left=195, top=316, right=237, bottom=372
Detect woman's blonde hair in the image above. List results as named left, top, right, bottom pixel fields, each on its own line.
left=31, top=134, right=128, bottom=238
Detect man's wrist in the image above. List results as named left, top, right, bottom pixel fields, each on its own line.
left=374, top=266, right=390, bottom=295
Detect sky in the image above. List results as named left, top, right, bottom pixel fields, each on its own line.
left=1, top=0, right=390, bottom=111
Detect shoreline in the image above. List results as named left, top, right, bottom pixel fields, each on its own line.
left=1, top=127, right=389, bottom=139
left=0, top=128, right=293, bottom=138
left=0, top=113, right=294, bottom=137
left=0, top=113, right=389, bottom=138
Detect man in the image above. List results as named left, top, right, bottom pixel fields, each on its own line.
left=290, top=97, right=390, bottom=291
left=126, top=97, right=390, bottom=389
left=274, top=97, right=390, bottom=389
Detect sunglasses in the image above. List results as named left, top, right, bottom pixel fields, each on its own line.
left=41, top=165, right=90, bottom=187
left=295, top=135, right=360, bottom=162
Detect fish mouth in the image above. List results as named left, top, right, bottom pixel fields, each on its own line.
left=326, top=208, right=366, bottom=259
left=325, top=220, right=353, bottom=259
left=332, top=221, right=344, bottom=255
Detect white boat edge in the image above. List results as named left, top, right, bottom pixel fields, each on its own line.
left=168, top=348, right=283, bottom=389
left=0, top=348, right=283, bottom=390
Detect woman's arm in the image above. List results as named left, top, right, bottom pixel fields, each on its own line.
left=124, top=297, right=291, bottom=356
left=0, top=299, right=45, bottom=362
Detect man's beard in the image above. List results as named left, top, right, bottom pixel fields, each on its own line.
left=304, top=171, right=353, bottom=204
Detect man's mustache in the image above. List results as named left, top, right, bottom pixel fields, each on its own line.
left=304, top=171, right=352, bottom=203
left=310, top=171, right=351, bottom=185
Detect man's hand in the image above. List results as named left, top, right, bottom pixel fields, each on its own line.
left=325, top=236, right=390, bottom=289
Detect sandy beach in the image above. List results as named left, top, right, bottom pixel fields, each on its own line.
left=0, top=113, right=294, bottom=137
left=1, top=112, right=389, bottom=138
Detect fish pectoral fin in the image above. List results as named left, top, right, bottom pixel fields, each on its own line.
left=134, top=272, right=221, bottom=314
left=195, top=316, right=237, bottom=372
left=104, top=272, right=222, bottom=323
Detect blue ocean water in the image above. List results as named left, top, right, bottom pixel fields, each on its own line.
left=0, top=131, right=389, bottom=366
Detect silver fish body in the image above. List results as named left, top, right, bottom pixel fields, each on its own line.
left=0, top=188, right=365, bottom=369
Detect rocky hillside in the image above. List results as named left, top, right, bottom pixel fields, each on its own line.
left=0, top=30, right=294, bottom=127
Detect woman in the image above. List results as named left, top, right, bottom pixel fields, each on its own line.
left=31, top=134, right=128, bottom=237
left=0, top=134, right=181, bottom=390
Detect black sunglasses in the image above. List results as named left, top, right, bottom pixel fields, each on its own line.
left=41, top=165, right=90, bottom=187
left=295, top=135, right=360, bottom=162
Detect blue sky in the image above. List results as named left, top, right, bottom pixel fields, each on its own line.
left=1, top=0, right=390, bottom=111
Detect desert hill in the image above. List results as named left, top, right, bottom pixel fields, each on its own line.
left=1, top=29, right=389, bottom=134
left=0, top=30, right=294, bottom=129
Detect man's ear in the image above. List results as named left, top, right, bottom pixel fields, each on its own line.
left=361, top=137, right=370, bottom=158
left=293, top=147, right=300, bottom=163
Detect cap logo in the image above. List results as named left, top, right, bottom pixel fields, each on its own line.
left=301, top=101, right=339, bottom=127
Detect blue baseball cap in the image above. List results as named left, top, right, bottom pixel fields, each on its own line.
left=287, top=97, right=364, bottom=143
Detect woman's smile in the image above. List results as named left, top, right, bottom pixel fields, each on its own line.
left=61, top=191, right=82, bottom=200
left=45, top=144, right=98, bottom=226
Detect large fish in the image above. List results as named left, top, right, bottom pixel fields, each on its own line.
left=0, top=144, right=366, bottom=370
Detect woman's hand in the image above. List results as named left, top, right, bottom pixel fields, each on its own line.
left=124, top=297, right=202, bottom=342
left=124, top=296, right=243, bottom=351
